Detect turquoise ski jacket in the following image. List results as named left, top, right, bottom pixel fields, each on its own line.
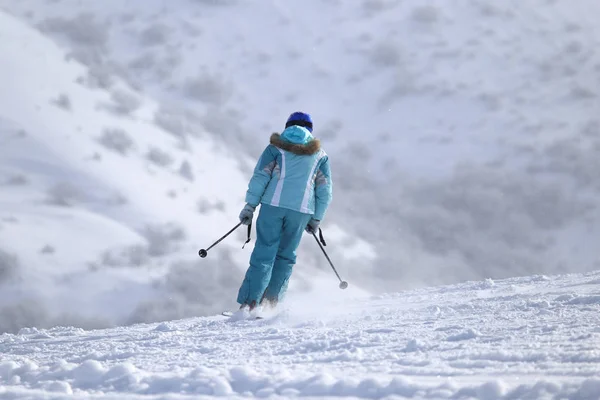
left=245, top=126, right=333, bottom=221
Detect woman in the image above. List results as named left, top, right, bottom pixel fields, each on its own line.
left=236, top=112, right=333, bottom=311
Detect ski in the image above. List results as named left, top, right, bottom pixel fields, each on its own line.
left=221, top=310, right=264, bottom=320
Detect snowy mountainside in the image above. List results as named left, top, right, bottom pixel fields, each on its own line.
left=1, top=270, right=600, bottom=399
left=0, top=11, right=370, bottom=334
left=2, top=0, right=600, bottom=290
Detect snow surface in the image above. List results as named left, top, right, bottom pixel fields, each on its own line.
left=2, top=271, right=600, bottom=399
left=2, top=0, right=600, bottom=386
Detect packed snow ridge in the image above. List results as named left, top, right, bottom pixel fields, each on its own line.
left=2, top=271, right=600, bottom=399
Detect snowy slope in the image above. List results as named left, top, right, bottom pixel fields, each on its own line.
left=2, top=270, right=600, bottom=399
left=0, top=9, right=246, bottom=332
left=2, top=0, right=600, bottom=291
left=0, top=10, right=370, bottom=334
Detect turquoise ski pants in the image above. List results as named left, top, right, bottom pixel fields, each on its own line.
left=237, top=203, right=312, bottom=306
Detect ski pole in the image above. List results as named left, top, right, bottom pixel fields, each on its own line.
left=199, top=222, right=248, bottom=258
left=311, top=231, right=348, bottom=290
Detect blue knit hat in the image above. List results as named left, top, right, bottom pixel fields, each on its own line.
left=285, top=111, right=313, bottom=132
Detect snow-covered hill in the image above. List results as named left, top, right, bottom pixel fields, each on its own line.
left=0, top=10, right=370, bottom=334
left=2, top=0, right=600, bottom=293
left=0, top=9, right=244, bottom=332
left=2, top=270, right=600, bottom=399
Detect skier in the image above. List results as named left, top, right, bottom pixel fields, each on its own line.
left=236, top=111, right=333, bottom=312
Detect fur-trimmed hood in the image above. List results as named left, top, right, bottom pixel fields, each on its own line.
left=270, top=133, right=321, bottom=156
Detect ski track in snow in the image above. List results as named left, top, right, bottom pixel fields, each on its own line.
left=2, top=271, right=600, bottom=399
